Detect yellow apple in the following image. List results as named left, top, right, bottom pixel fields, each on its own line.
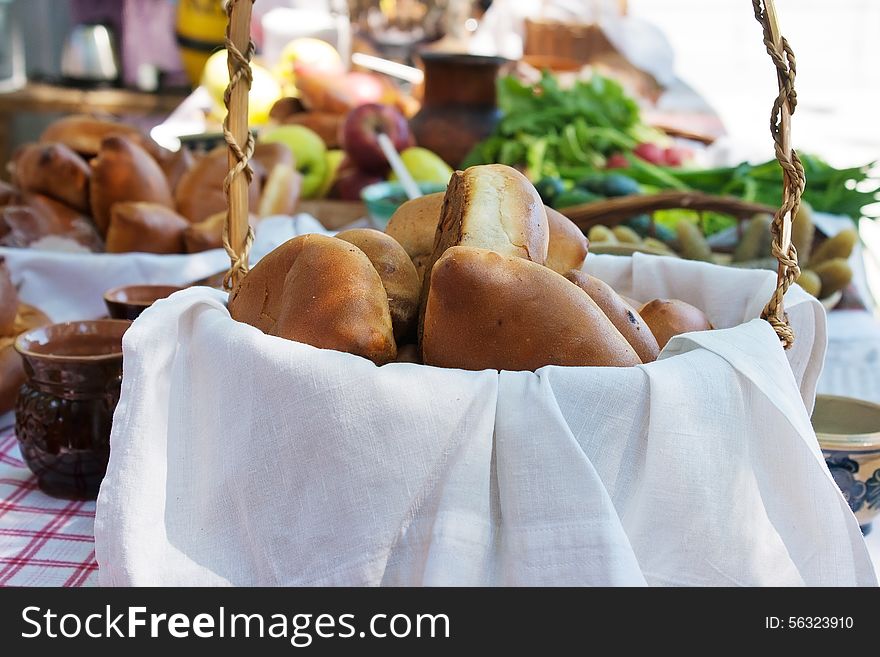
left=201, top=49, right=281, bottom=126
left=389, top=147, right=453, bottom=184
left=316, top=149, right=345, bottom=198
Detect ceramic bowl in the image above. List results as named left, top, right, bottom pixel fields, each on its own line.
left=812, top=394, right=880, bottom=534
left=360, top=181, right=448, bottom=228
left=14, top=319, right=130, bottom=499
left=103, top=284, right=183, bottom=320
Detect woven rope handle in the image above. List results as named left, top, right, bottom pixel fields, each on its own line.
left=754, top=0, right=804, bottom=348
left=223, top=0, right=256, bottom=291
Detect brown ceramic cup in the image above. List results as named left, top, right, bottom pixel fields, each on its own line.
left=14, top=320, right=130, bottom=499
left=103, top=284, right=183, bottom=320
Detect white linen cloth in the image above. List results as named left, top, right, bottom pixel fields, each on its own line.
left=0, top=215, right=327, bottom=322
left=94, top=249, right=875, bottom=586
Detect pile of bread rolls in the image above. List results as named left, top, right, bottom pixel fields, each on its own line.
left=2, top=115, right=302, bottom=255
left=0, top=258, right=49, bottom=413
left=230, top=164, right=712, bottom=370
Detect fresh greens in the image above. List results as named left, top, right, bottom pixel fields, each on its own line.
left=461, top=71, right=654, bottom=179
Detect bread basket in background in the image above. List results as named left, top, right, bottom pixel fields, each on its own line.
left=94, top=0, right=876, bottom=586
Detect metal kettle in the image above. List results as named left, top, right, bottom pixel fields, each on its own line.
left=60, top=23, right=120, bottom=85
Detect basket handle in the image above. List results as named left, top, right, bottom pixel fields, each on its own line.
left=223, top=0, right=256, bottom=291
left=754, top=0, right=804, bottom=348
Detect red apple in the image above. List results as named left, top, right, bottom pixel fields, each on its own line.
left=332, top=165, right=384, bottom=201
left=606, top=152, right=628, bottom=169
left=341, top=103, right=412, bottom=175
left=633, top=142, right=665, bottom=165
left=663, top=146, right=690, bottom=167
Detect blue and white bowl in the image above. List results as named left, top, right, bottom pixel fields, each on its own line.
left=813, top=395, right=880, bottom=534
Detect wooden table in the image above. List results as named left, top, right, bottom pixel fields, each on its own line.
left=0, top=82, right=188, bottom=172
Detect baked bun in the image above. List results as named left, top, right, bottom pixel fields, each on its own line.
left=639, top=298, right=713, bottom=349
left=183, top=210, right=260, bottom=254
left=253, top=142, right=294, bottom=175
left=565, top=270, right=659, bottom=363
left=0, top=257, right=18, bottom=335
left=258, top=164, right=302, bottom=217
left=160, top=147, right=195, bottom=194
left=105, top=202, right=189, bottom=254
left=545, top=207, right=589, bottom=275
left=422, top=246, right=640, bottom=371
left=175, top=146, right=262, bottom=223
left=90, top=136, right=174, bottom=236
left=1, top=194, right=103, bottom=252
left=40, top=115, right=151, bottom=158
left=336, top=228, right=420, bottom=341
left=11, top=143, right=91, bottom=213
left=0, top=303, right=51, bottom=415
left=384, top=192, right=444, bottom=281
left=229, top=234, right=396, bottom=365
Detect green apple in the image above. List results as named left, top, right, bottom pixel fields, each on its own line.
left=316, top=149, right=345, bottom=198
left=201, top=49, right=281, bottom=126
left=260, top=125, right=328, bottom=199
left=389, top=147, right=453, bottom=185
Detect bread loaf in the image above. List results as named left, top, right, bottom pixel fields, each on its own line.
left=11, top=143, right=91, bottom=213
left=229, top=234, right=396, bottom=364
left=384, top=192, right=444, bottom=282
left=545, top=207, right=589, bottom=275
left=0, top=258, right=18, bottom=335
left=419, top=164, right=549, bottom=342
left=639, top=298, right=713, bottom=349
left=90, top=136, right=174, bottom=236
left=565, top=270, right=659, bottom=363
left=336, top=228, right=420, bottom=342
left=160, top=147, right=195, bottom=194
left=105, top=202, right=189, bottom=254
left=40, top=115, right=154, bottom=158
left=1, top=194, right=103, bottom=252
left=253, top=142, right=294, bottom=175
left=175, top=146, right=262, bottom=223
left=0, top=303, right=50, bottom=415
left=258, top=164, right=302, bottom=217
left=422, top=246, right=640, bottom=371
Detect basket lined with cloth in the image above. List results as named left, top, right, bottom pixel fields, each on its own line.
left=94, top=0, right=876, bottom=586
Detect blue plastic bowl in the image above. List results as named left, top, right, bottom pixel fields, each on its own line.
left=361, top=181, right=448, bottom=228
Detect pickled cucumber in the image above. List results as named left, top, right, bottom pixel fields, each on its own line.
left=612, top=225, right=642, bottom=244
left=811, top=228, right=858, bottom=267
left=676, top=220, right=713, bottom=262
left=588, top=225, right=617, bottom=243
left=795, top=269, right=821, bottom=297
left=733, top=214, right=773, bottom=263
left=791, top=202, right=815, bottom=266
left=812, top=258, right=853, bottom=297
left=643, top=237, right=674, bottom=253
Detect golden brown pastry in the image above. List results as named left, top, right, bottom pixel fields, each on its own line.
left=639, top=299, right=713, bottom=350
left=257, top=164, right=302, bottom=217
left=253, top=142, right=294, bottom=176
left=229, top=234, right=396, bottom=365
left=384, top=192, right=444, bottom=282
left=545, top=207, right=589, bottom=275
left=565, top=270, right=659, bottom=363
left=10, top=143, right=91, bottom=213
left=183, top=210, right=260, bottom=254
left=0, top=257, right=18, bottom=335
left=0, top=303, right=51, bottom=415
left=105, top=202, right=189, bottom=254
left=160, top=147, right=195, bottom=194
left=40, top=115, right=153, bottom=158
left=175, top=145, right=262, bottom=224
left=1, top=194, right=103, bottom=252
left=336, top=228, right=420, bottom=342
left=90, top=136, right=174, bottom=236
left=422, top=246, right=640, bottom=371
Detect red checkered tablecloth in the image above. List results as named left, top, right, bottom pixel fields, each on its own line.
left=0, top=424, right=98, bottom=587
